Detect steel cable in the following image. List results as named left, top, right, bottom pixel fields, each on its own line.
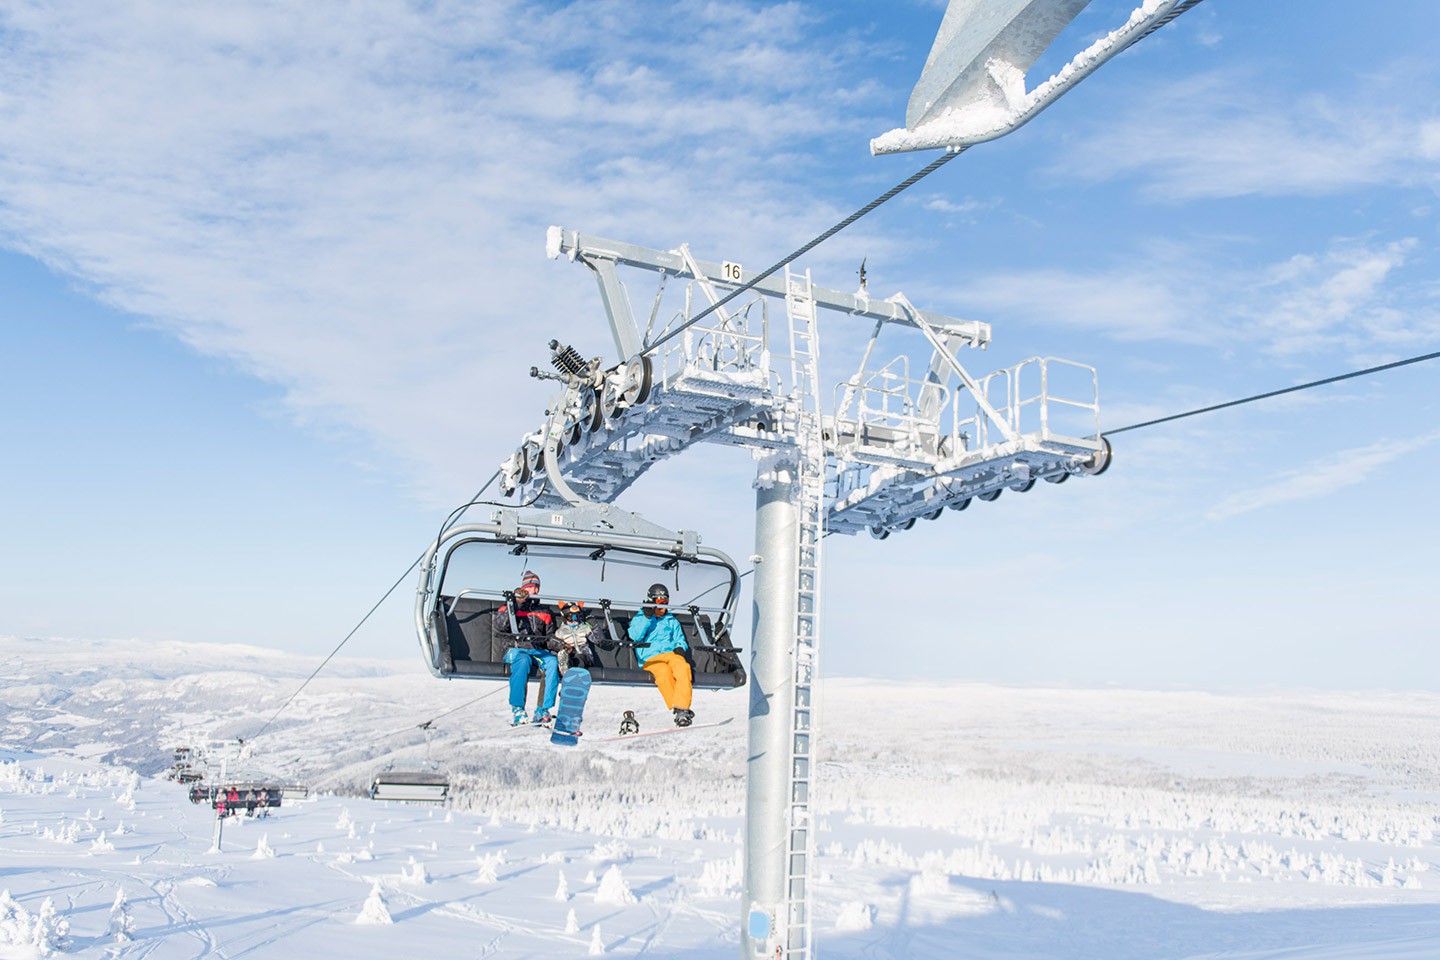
left=643, top=149, right=965, bottom=356
left=1104, top=349, right=1440, bottom=437
left=250, top=469, right=502, bottom=741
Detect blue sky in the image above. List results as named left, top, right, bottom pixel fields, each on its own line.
left=2, top=1, right=1438, bottom=690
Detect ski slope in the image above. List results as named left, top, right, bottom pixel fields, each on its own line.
left=3, top=637, right=1439, bottom=958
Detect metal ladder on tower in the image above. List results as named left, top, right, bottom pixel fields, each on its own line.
left=782, top=266, right=825, bottom=959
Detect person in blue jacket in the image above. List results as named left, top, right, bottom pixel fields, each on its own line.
left=628, top=583, right=694, bottom=726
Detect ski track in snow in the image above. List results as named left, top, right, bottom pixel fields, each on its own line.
left=2, top=637, right=1439, bottom=958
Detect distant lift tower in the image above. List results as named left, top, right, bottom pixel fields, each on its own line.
left=485, top=2, right=1206, bottom=956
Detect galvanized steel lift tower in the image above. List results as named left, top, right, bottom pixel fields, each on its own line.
left=477, top=2, right=1203, bottom=957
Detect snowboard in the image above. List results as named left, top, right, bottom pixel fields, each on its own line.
left=549, top=668, right=592, bottom=746
left=597, top=717, right=733, bottom=743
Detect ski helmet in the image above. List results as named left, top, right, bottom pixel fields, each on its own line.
left=646, top=583, right=669, bottom=605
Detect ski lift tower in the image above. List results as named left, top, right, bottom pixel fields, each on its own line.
left=528, top=228, right=1105, bottom=957
left=475, top=2, right=1202, bottom=957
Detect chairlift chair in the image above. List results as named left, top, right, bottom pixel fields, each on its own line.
left=204, top=780, right=285, bottom=815
left=369, top=769, right=450, bottom=804
left=369, top=721, right=450, bottom=804
left=415, top=501, right=747, bottom=690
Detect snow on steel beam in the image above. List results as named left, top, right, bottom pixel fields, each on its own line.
left=872, top=0, right=1198, bottom=155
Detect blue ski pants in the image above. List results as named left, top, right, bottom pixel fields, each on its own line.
left=504, top=647, right=559, bottom=713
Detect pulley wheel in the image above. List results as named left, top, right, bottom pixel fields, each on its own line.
left=868, top=525, right=889, bottom=540
left=522, top=440, right=543, bottom=477
left=1013, top=477, right=1036, bottom=493
left=561, top=413, right=582, bottom=447
left=621, top=356, right=653, bottom=406
left=1044, top=471, right=1069, bottom=484
left=978, top=489, right=1002, bottom=502
left=514, top=448, right=532, bottom=485
left=577, top=385, right=601, bottom=434
left=925, top=508, right=943, bottom=521
left=949, top=498, right=971, bottom=512
left=600, top=372, right=625, bottom=423
left=1079, top=437, right=1113, bottom=476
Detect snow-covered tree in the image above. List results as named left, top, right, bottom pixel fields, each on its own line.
left=554, top=869, right=570, bottom=902
left=595, top=865, right=635, bottom=905
left=835, top=901, right=874, bottom=932
left=0, top=891, right=70, bottom=957
left=107, top=889, right=135, bottom=942
left=588, top=922, right=605, bottom=955
left=355, top=883, right=393, bottom=926
left=402, top=856, right=429, bottom=885
left=475, top=852, right=501, bottom=884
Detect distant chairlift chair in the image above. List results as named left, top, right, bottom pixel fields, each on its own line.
left=369, top=770, right=451, bottom=804
left=370, top=720, right=451, bottom=804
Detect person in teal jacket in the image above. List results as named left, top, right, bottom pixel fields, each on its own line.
left=628, top=583, right=694, bottom=726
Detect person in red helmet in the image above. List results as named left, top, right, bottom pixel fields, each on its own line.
left=627, top=583, right=694, bottom=726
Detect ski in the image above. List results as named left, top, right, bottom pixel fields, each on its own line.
left=596, top=717, right=734, bottom=743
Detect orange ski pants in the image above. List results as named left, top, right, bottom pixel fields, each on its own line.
left=642, top=652, right=693, bottom=710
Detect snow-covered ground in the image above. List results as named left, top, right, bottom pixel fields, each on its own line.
left=3, top=636, right=1439, bottom=958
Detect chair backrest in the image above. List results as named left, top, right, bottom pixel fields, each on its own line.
left=436, top=596, right=746, bottom=689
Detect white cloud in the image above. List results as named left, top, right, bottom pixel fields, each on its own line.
left=1206, top=431, right=1440, bottom=521
left=0, top=0, right=889, bottom=502
left=921, top=196, right=993, bottom=216
left=1421, top=121, right=1440, bottom=160
left=934, top=235, right=1440, bottom=356
left=1242, top=240, right=1422, bottom=355
left=953, top=265, right=1197, bottom=342
left=1054, top=68, right=1440, bottom=200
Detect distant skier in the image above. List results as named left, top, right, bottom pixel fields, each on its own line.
left=628, top=583, right=694, bottom=726
left=493, top=570, right=557, bottom=725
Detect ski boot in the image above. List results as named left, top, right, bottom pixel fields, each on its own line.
left=510, top=707, right=529, bottom=726
left=532, top=711, right=554, bottom=726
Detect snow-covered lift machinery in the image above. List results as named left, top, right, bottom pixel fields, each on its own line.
left=413, top=1, right=1203, bottom=955
left=870, top=0, right=1206, bottom=156
left=525, top=225, right=1104, bottom=959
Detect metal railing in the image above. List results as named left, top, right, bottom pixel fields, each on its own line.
left=952, top=356, right=1099, bottom=451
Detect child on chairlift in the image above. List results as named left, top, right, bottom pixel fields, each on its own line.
left=553, top=600, right=603, bottom=674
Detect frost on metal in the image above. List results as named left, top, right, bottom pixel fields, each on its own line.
left=872, top=0, right=1188, bottom=154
